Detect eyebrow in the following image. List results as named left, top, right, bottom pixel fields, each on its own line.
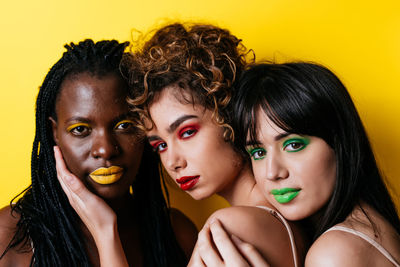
left=112, top=113, right=135, bottom=124
left=147, top=114, right=198, bottom=142
left=167, top=115, right=198, bottom=133
left=65, top=112, right=133, bottom=125
left=65, top=117, right=91, bottom=124
left=245, top=132, right=291, bottom=146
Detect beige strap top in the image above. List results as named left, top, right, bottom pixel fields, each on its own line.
left=324, top=225, right=400, bottom=267
left=256, top=206, right=299, bottom=267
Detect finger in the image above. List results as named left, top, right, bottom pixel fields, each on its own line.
left=231, top=235, right=270, bottom=267
left=209, top=219, right=249, bottom=266
left=53, top=147, right=76, bottom=202
left=54, top=146, right=87, bottom=199
left=197, top=224, right=224, bottom=266
left=188, top=247, right=206, bottom=267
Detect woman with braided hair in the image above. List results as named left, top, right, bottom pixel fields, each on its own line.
left=0, top=39, right=196, bottom=266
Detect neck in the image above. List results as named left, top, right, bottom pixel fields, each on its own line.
left=218, top=161, right=272, bottom=207
left=79, top=192, right=136, bottom=239
left=105, top=192, right=137, bottom=223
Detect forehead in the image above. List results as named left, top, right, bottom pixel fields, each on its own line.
left=150, top=86, right=206, bottom=120
left=56, top=73, right=128, bottom=118
left=147, top=86, right=214, bottom=135
left=252, top=107, right=286, bottom=139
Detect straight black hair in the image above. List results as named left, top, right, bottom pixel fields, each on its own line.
left=233, top=62, right=400, bottom=239
left=1, top=39, right=186, bottom=266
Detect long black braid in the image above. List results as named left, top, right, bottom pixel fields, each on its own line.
left=1, top=39, right=186, bottom=266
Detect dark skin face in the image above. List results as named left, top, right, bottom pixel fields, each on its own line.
left=50, top=72, right=144, bottom=201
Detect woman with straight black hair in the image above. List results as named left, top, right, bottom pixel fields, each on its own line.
left=221, top=62, right=400, bottom=266
left=0, top=39, right=195, bottom=267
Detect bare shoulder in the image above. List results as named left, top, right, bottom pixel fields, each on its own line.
left=0, top=205, right=19, bottom=247
left=170, top=208, right=198, bottom=259
left=305, top=227, right=396, bottom=267
left=0, top=205, right=32, bottom=267
left=206, top=206, right=308, bottom=267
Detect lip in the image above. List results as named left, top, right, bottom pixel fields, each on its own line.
left=89, top=166, right=124, bottom=185
left=176, top=176, right=200, bottom=191
left=270, top=187, right=301, bottom=204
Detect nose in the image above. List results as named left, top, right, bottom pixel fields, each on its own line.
left=265, top=152, right=289, bottom=181
left=91, top=130, right=120, bottom=160
left=164, top=144, right=187, bottom=172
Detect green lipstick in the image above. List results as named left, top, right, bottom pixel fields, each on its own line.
left=271, top=188, right=300, bottom=204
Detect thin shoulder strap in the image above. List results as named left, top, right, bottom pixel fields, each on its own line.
left=256, top=206, right=298, bottom=267
left=325, top=225, right=400, bottom=267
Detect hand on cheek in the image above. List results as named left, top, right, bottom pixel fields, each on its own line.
left=53, top=146, right=117, bottom=239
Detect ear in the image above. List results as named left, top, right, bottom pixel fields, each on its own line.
left=49, top=117, right=59, bottom=145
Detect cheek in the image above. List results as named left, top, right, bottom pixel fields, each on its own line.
left=126, top=142, right=145, bottom=173
left=59, top=142, right=89, bottom=179
left=252, top=161, right=265, bottom=183
left=125, top=138, right=144, bottom=158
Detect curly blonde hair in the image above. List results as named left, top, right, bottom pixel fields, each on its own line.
left=123, top=22, right=253, bottom=141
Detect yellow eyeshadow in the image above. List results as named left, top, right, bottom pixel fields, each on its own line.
left=66, top=123, right=90, bottom=132
left=114, top=119, right=134, bottom=129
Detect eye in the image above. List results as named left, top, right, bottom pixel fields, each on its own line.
left=67, top=123, right=91, bottom=136
left=283, top=137, right=310, bottom=152
left=114, top=120, right=135, bottom=131
left=150, top=141, right=168, bottom=153
left=178, top=125, right=199, bottom=139
left=247, top=147, right=266, bottom=160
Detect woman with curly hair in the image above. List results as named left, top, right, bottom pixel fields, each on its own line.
left=0, top=39, right=196, bottom=267
left=57, top=23, right=309, bottom=266
left=129, top=23, right=310, bottom=266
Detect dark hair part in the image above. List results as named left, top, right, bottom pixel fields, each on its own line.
left=233, top=62, right=400, bottom=239
left=124, top=22, right=252, bottom=141
left=1, top=39, right=186, bottom=266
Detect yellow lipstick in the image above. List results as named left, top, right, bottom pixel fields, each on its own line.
left=89, top=166, right=124, bottom=185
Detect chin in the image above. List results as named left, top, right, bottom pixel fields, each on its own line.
left=278, top=207, right=310, bottom=221
left=186, top=188, right=213, bottom=201
left=89, top=184, right=129, bottom=200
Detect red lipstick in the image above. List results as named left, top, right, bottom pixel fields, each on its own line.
left=176, top=176, right=200, bottom=190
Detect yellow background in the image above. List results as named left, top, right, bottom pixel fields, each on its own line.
left=1, top=0, right=399, bottom=229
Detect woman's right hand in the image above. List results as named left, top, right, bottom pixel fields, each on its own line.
left=54, top=146, right=128, bottom=267
left=188, top=219, right=270, bottom=267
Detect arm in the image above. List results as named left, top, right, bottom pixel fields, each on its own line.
left=0, top=206, right=32, bottom=266
left=54, top=146, right=128, bottom=267
left=189, top=206, right=307, bottom=267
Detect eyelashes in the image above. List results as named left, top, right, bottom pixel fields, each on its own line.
left=67, top=123, right=91, bottom=136
left=177, top=124, right=199, bottom=139
left=150, top=140, right=168, bottom=153
left=114, top=119, right=133, bottom=129
left=247, top=147, right=266, bottom=160
left=282, top=137, right=310, bottom=152
left=66, top=119, right=137, bottom=137
left=246, top=136, right=311, bottom=160
left=149, top=124, right=201, bottom=154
